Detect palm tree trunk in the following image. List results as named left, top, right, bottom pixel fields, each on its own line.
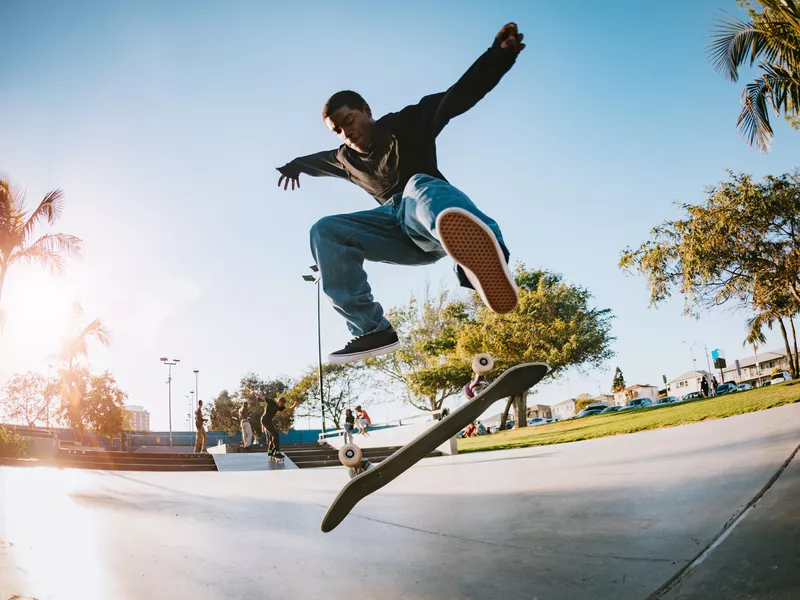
left=777, top=317, right=796, bottom=379
left=499, top=396, right=514, bottom=432
left=513, top=391, right=529, bottom=428
left=0, top=264, right=6, bottom=303
left=790, top=316, right=800, bottom=377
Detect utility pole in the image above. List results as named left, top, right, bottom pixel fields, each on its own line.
left=302, top=265, right=326, bottom=434
left=160, top=357, right=180, bottom=446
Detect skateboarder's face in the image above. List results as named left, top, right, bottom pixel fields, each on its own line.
left=325, top=104, right=375, bottom=153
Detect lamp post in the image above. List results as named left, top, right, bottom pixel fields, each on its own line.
left=189, top=391, right=194, bottom=431
left=682, top=341, right=698, bottom=372
left=302, top=265, right=326, bottom=434
left=160, top=357, right=180, bottom=446
left=193, top=369, right=199, bottom=432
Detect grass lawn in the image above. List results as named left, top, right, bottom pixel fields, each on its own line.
left=458, top=380, right=800, bottom=453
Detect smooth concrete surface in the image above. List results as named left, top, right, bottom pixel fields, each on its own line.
left=208, top=450, right=298, bottom=471
left=327, top=418, right=459, bottom=455
left=660, top=444, right=800, bottom=600
left=1, top=403, right=798, bottom=600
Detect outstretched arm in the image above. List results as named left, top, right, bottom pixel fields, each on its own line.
left=416, top=22, right=525, bottom=135
left=276, top=148, right=349, bottom=191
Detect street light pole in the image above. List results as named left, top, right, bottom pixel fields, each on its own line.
left=682, top=341, right=697, bottom=372
left=160, top=357, right=180, bottom=446
left=193, top=369, right=199, bottom=433
left=303, top=266, right=326, bottom=434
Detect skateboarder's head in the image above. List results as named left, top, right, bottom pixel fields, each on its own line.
left=277, top=397, right=287, bottom=407
left=323, top=90, right=375, bottom=154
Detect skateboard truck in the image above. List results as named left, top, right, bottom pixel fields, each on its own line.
left=339, top=443, right=373, bottom=479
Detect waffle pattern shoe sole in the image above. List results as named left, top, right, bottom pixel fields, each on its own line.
left=436, top=208, right=518, bottom=314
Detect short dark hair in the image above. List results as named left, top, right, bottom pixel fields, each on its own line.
left=278, top=396, right=287, bottom=403
left=323, top=90, right=367, bottom=119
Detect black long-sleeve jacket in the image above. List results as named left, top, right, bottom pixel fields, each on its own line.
left=277, top=38, right=518, bottom=205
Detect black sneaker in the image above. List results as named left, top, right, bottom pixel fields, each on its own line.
left=328, top=327, right=401, bottom=364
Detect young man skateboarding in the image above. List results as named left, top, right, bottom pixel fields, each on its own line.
left=256, top=394, right=287, bottom=458
left=277, top=22, right=525, bottom=364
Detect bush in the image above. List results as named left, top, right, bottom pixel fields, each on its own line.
left=0, top=426, right=29, bottom=458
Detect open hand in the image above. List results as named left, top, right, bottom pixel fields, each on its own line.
left=496, top=22, right=525, bottom=54
left=277, top=173, right=300, bottom=191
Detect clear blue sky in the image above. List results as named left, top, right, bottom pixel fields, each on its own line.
left=2, top=0, right=799, bottom=430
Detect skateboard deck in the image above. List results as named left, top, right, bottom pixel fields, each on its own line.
left=321, top=361, right=550, bottom=532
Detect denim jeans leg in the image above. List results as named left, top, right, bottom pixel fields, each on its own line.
left=398, top=174, right=508, bottom=255
left=310, top=202, right=442, bottom=336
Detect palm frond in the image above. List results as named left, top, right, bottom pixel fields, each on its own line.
left=738, top=78, right=775, bottom=151
left=708, top=12, right=770, bottom=81
left=81, top=318, right=110, bottom=348
left=22, top=189, right=64, bottom=243
left=758, top=0, right=800, bottom=34
left=7, top=233, right=83, bottom=274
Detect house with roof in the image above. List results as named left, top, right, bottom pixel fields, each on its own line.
left=666, top=370, right=713, bottom=397
left=721, top=348, right=792, bottom=387
left=551, top=398, right=577, bottom=420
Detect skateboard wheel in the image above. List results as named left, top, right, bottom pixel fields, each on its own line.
left=472, top=353, right=494, bottom=375
left=339, top=443, right=362, bottom=468
left=464, top=383, right=475, bottom=399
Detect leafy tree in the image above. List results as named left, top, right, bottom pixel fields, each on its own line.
left=0, top=179, right=83, bottom=331
left=287, top=363, right=367, bottom=430
left=574, top=393, right=597, bottom=414
left=0, top=372, right=54, bottom=427
left=81, top=372, right=127, bottom=439
left=708, top=0, right=800, bottom=151
left=611, top=367, right=626, bottom=392
left=620, top=170, right=800, bottom=378
left=57, top=369, right=127, bottom=442
left=0, top=426, right=29, bottom=458
left=458, top=266, right=615, bottom=430
left=365, top=286, right=471, bottom=413
left=208, top=390, right=239, bottom=435
left=238, top=373, right=293, bottom=435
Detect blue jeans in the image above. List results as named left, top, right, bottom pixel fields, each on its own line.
left=310, top=174, right=508, bottom=336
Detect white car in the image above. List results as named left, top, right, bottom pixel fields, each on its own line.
left=771, top=371, right=792, bottom=385
left=736, top=383, right=753, bottom=391
left=526, top=417, right=548, bottom=426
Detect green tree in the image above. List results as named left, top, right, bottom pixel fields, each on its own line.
left=81, top=371, right=127, bottom=439
left=620, top=170, right=800, bottom=378
left=574, top=393, right=597, bottom=414
left=238, top=374, right=293, bottom=436
left=0, top=426, right=29, bottom=458
left=365, top=286, right=471, bottom=413
left=0, top=179, right=83, bottom=331
left=57, top=369, right=127, bottom=442
left=208, top=390, right=239, bottom=435
left=708, top=0, right=800, bottom=151
left=458, top=266, right=615, bottom=431
left=611, top=367, right=626, bottom=393
left=1, top=372, right=51, bottom=427
left=288, top=363, right=367, bottom=430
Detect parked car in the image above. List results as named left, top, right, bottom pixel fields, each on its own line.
left=653, top=396, right=679, bottom=406
left=576, top=406, right=607, bottom=418
left=736, top=383, right=753, bottom=392
left=526, top=417, right=548, bottom=426
left=681, top=391, right=705, bottom=402
left=600, top=406, right=623, bottom=413
left=715, top=382, right=738, bottom=395
left=622, top=397, right=653, bottom=410
left=770, top=370, right=793, bottom=385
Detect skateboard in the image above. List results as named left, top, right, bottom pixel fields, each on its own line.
left=268, top=453, right=285, bottom=464
left=321, top=355, right=550, bottom=532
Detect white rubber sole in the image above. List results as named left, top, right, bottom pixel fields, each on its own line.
left=436, top=208, right=518, bottom=314
left=327, top=340, right=401, bottom=365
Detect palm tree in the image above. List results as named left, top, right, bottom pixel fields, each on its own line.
left=58, top=302, right=111, bottom=372
left=0, top=178, right=83, bottom=330
left=745, top=307, right=798, bottom=378
left=55, top=302, right=110, bottom=444
left=708, top=0, right=800, bottom=151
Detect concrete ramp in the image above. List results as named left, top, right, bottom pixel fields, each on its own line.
left=207, top=445, right=298, bottom=471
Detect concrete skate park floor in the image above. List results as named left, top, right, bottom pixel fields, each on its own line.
left=2, top=405, right=798, bottom=600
